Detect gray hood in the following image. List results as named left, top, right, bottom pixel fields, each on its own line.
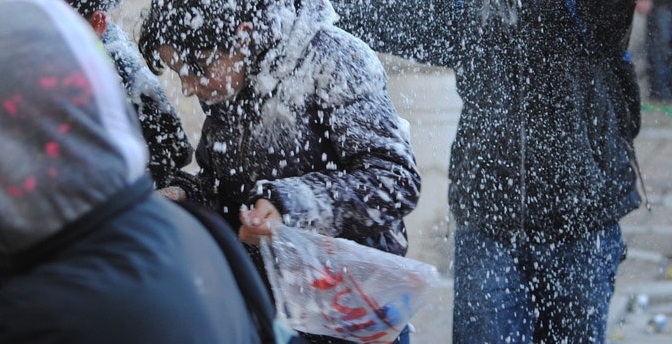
left=0, top=0, right=148, bottom=255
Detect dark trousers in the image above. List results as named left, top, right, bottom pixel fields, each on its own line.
left=453, top=224, right=625, bottom=344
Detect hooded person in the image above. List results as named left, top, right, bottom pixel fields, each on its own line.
left=0, top=0, right=260, bottom=342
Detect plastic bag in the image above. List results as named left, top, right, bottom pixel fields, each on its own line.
left=260, top=225, right=442, bottom=343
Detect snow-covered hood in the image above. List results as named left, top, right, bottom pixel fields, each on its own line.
left=245, top=0, right=388, bottom=140
left=251, top=0, right=339, bottom=96
left=0, top=0, right=148, bottom=255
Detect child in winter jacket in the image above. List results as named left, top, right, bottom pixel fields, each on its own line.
left=65, top=0, right=194, bottom=189
left=138, top=0, right=421, bottom=342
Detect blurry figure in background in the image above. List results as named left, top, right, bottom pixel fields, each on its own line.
left=138, top=0, right=421, bottom=342
left=335, top=0, right=643, bottom=343
left=65, top=0, right=193, bottom=188
left=628, top=0, right=653, bottom=96
left=637, top=0, right=672, bottom=103
left=0, top=0, right=260, bottom=342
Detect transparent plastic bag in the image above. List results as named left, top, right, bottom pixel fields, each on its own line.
left=260, top=225, right=442, bottom=343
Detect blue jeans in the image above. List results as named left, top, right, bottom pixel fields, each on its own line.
left=395, top=325, right=410, bottom=344
left=453, top=224, right=625, bottom=344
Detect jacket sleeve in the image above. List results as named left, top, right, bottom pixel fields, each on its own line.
left=168, top=130, right=219, bottom=210
left=255, top=98, right=421, bottom=239
left=134, top=92, right=194, bottom=189
left=103, top=23, right=194, bottom=188
left=331, top=0, right=456, bottom=67
left=574, top=0, right=636, bottom=58
left=252, top=34, right=421, bottom=240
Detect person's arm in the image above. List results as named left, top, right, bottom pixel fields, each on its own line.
left=332, top=0, right=455, bottom=67
left=251, top=97, right=421, bottom=240
left=247, top=36, right=421, bottom=240
left=157, top=126, right=218, bottom=209
left=102, top=22, right=194, bottom=188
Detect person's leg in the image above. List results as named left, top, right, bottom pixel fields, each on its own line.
left=392, top=325, right=410, bottom=344
left=646, top=6, right=672, bottom=101
left=531, top=224, right=625, bottom=344
left=453, top=228, right=535, bottom=344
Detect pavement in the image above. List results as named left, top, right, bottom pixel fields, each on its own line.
left=607, top=110, right=672, bottom=344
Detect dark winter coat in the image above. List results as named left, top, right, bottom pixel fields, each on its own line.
left=0, top=2, right=259, bottom=342
left=335, top=0, right=642, bottom=241
left=102, top=22, right=194, bottom=189
left=173, top=1, right=421, bottom=256
left=446, top=0, right=641, bottom=241
left=0, top=180, right=260, bottom=344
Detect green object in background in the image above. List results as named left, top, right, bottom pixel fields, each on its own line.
left=641, top=102, right=672, bottom=116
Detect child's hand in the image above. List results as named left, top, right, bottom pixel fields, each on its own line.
left=157, top=186, right=187, bottom=201
left=239, top=198, right=282, bottom=245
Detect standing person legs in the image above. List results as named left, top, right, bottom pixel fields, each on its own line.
left=531, top=224, right=626, bottom=344
left=453, top=228, right=536, bottom=344
left=646, top=5, right=672, bottom=102
left=453, top=224, right=625, bottom=344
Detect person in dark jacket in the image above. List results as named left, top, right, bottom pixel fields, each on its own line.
left=138, top=0, right=421, bottom=342
left=65, top=0, right=194, bottom=189
left=448, top=2, right=642, bottom=342
left=334, top=0, right=643, bottom=343
left=0, top=1, right=260, bottom=342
